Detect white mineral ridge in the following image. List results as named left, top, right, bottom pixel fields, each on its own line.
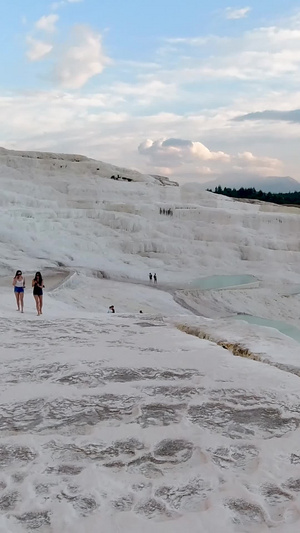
left=1, top=147, right=300, bottom=532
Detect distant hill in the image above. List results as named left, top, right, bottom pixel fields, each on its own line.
left=201, top=175, right=300, bottom=194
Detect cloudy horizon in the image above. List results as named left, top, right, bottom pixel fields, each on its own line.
left=1, top=0, right=300, bottom=185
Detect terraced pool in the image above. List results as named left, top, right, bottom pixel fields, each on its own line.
left=189, top=274, right=257, bottom=290
left=235, top=315, right=300, bottom=344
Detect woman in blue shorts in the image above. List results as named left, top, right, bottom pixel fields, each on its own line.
left=32, top=272, right=45, bottom=316
left=13, top=270, right=25, bottom=313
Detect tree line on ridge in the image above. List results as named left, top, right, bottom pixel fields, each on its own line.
left=207, top=186, right=300, bottom=206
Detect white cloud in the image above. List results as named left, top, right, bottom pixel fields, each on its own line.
left=157, top=14, right=300, bottom=83
left=237, top=152, right=281, bottom=168
left=36, top=14, right=59, bottom=33
left=138, top=138, right=230, bottom=167
left=225, top=7, right=251, bottom=20
left=191, top=141, right=230, bottom=161
left=163, top=36, right=212, bottom=46
left=7, top=6, right=300, bottom=186
left=112, top=80, right=178, bottom=105
left=52, top=25, right=110, bottom=89
left=51, top=0, right=83, bottom=9
left=138, top=137, right=284, bottom=179
left=26, top=37, right=53, bottom=61
left=0, top=90, right=292, bottom=183
left=233, top=152, right=283, bottom=176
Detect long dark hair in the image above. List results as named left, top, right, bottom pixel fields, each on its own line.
left=15, top=270, right=22, bottom=278
left=34, top=272, right=43, bottom=285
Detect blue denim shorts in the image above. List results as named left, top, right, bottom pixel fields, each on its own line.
left=14, top=287, right=24, bottom=293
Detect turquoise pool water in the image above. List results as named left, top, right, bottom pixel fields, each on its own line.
left=234, top=315, right=300, bottom=343
left=189, top=274, right=257, bottom=290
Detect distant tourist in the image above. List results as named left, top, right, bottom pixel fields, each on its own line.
left=153, top=273, right=157, bottom=283
left=108, top=305, right=115, bottom=313
left=149, top=273, right=153, bottom=281
left=32, top=272, right=45, bottom=316
left=13, top=270, right=25, bottom=313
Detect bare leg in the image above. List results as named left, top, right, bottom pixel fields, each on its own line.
left=34, top=295, right=40, bottom=315
left=15, top=292, right=20, bottom=311
left=39, top=296, right=43, bottom=315
left=20, top=293, right=24, bottom=313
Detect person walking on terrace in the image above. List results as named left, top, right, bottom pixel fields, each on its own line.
left=32, top=272, right=45, bottom=316
left=13, top=270, right=25, bottom=312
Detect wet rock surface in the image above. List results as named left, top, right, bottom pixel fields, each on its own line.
left=0, top=315, right=299, bottom=531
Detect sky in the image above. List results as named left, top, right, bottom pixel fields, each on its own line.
left=1, top=0, right=300, bottom=184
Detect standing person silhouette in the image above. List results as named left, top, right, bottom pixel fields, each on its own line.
left=32, top=272, right=45, bottom=316
left=13, top=270, right=25, bottom=312
left=153, top=273, right=157, bottom=284
left=149, top=273, right=153, bottom=282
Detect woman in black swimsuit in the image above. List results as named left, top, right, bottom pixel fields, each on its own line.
left=32, top=272, right=45, bottom=316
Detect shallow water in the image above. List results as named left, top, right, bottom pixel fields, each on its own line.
left=234, top=314, right=300, bottom=343
left=189, top=274, right=257, bottom=290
